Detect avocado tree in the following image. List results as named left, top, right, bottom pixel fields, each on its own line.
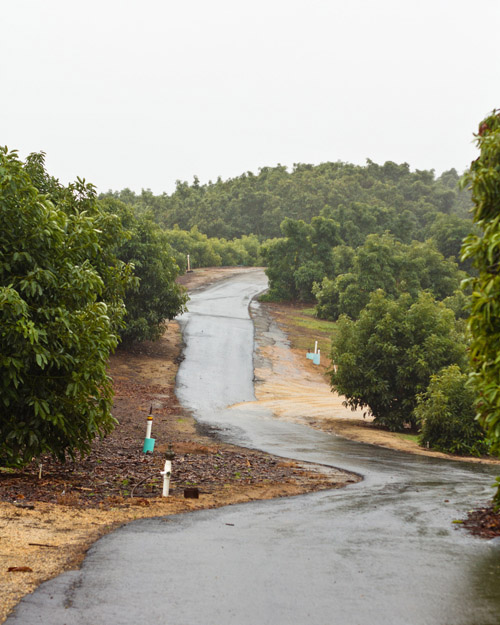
left=0, top=148, right=132, bottom=465
left=314, top=234, right=463, bottom=321
left=329, top=291, right=467, bottom=431
left=99, top=198, right=188, bottom=343
left=261, top=216, right=341, bottom=301
left=415, top=365, right=488, bottom=456
left=461, top=110, right=500, bottom=503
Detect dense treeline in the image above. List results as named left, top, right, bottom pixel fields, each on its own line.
left=161, top=227, right=261, bottom=271
left=101, top=160, right=472, bottom=241
left=103, top=158, right=474, bottom=307
left=255, top=164, right=472, bottom=302
left=102, top=160, right=474, bottom=311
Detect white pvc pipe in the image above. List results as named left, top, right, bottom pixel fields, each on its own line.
left=314, top=341, right=318, bottom=354
left=161, top=460, right=172, bottom=497
left=146, top=416, right=153, bottom=439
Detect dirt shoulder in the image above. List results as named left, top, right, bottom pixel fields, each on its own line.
left=259, top=301, right=500, bottom=467
left=0, top=267, right=356, bottom=623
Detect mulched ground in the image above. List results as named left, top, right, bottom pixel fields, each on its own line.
left=0, top=341, right=310, bottom=509
left=461, top=506, right=500, bottom=539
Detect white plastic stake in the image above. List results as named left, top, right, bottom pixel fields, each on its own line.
left=314, top=341, right=318, bottom=354
left=187, top=254, right=191, bottom=272
left=146, top=407, right=153, bottom=439
left=161, top=460, right=172, bottom=497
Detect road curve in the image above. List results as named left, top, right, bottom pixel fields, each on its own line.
left=7, top=270, right=500, bottom=625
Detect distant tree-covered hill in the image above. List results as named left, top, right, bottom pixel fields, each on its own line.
left=100, top=160, right=472, bottom=241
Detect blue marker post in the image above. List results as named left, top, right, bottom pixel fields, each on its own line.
left=307, top=341, right=321, bottom=365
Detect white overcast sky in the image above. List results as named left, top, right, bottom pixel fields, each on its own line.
left=1, top=0, right=499, bottom=194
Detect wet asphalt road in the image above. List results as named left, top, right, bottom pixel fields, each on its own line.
left=8, top=270, right=500, bottom=625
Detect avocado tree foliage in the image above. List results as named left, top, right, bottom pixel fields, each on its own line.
left=313, top=234, right=463, bottom=321
left=260, top=216, right=341, bottom=301
left=103, top=160, right=472, bottom=241
left=99, top=198, right=188, bottom=343
left=329, top=291, right=467, bottom=431
left=415, top=365, right=488, bottom=457
left=461, top=111, right=500, bottom=502
left=0, top=148, right=133, bottom=465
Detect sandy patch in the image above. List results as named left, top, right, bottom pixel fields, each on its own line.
left=252, top=344, right=369, bottom=422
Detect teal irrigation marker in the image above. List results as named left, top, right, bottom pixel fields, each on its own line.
left=307, top=341, right=320, bottom=364
left=143, top=437, right=155, bottom=453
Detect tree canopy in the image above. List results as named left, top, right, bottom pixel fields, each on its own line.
left=0, top=149, right=133, bottom=464
left=99, top=198, right=188, bottom=343
left=314, top=234, right=464, bottom=320
left=329, top=291, right=468, bottom=431
left=415, top=365, right=488, bottom=457
left=260, top=216, right=341, bottom=301
left=101, top=160, right=472, bottom=241
left=461, top=110, right=500, bottom=502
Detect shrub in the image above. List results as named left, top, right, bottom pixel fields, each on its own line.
left=415, top=365, right=489, bottom=456
left=330, top=291, right=468, bottom=431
